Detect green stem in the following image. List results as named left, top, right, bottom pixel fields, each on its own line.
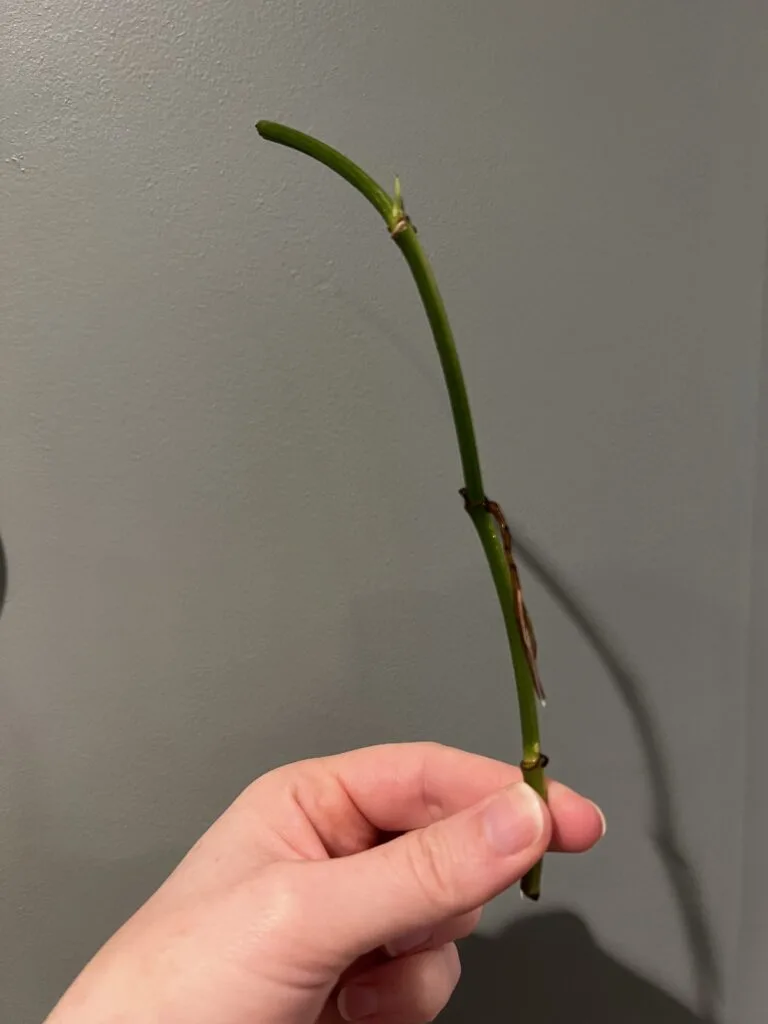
left=256, top=120, right=547, bottom=898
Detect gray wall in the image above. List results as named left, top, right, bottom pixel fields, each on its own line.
left=2, top=3, right=767, bottom=1022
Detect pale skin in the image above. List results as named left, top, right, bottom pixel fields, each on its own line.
left=46, top=742, right=605, bottom=1023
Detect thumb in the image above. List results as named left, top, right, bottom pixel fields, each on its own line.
left=301, top=781, right=549, bottom=963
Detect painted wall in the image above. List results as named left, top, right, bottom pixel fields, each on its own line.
left=2, top=3, right=766, bottom=1021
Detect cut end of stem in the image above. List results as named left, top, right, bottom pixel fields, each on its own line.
left=520, top=859, right=543, bottom=901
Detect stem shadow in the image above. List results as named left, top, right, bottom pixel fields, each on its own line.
left=514, top=530, right=720, bottom=1023
left=0, top=532, right=7, bottom=620
left=332, top=285, right=446, bottom=398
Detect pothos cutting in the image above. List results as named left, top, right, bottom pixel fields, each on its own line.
left=256, top=121, right=549, bottom=900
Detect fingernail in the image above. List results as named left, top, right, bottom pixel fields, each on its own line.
left=385, top=926, right=433, bottom=957
left=338, top=984, right=378, bottom=1021
left=482, top=783, right=545, bottom=855
left=591, top=800, right=607, bottom=838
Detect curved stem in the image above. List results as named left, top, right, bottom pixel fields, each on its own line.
left=256, top=120, right=547, bottom=898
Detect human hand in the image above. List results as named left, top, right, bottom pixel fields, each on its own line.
left=47, top=742, right=605, bottom=1024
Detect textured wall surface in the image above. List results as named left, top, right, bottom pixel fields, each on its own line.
left=2, top=3, right=767, bottom=1022
left=741, top=227, right=768, bottom=1021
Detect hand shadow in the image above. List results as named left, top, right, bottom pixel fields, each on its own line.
left=442, top=910, right=708, bottom=1023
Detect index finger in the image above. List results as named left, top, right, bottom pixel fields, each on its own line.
left=261, top=742, right=604, bottom=855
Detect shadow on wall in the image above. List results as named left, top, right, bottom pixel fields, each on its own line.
left=443, top=911, right=708, bottom=1024
left=347, top=554, right=722, bottom=1024
left=514, top=532, right=720, bottom=1024
left=0, top=532, right=7, bottom=619
left=336, top=285, right=718, bottom=1021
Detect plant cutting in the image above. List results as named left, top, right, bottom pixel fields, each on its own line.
left=256, top=121, right=549, bottom=900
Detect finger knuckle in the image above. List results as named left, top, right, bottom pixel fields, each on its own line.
left=405, top=828, right=458, bottom=914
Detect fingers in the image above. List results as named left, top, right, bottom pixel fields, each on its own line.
left=247, top=742, right=605, bottom=859
left=172, top=743, right=604, bottom=907
left=550, top=789, right=606, bottom=852
left=322, top=742, right=604, bottom=852
left=291, top=781, right=551, bottom=964
left=337, top=944, right=461, bottom=1022
left=316, top=742, right=527, bottom=833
